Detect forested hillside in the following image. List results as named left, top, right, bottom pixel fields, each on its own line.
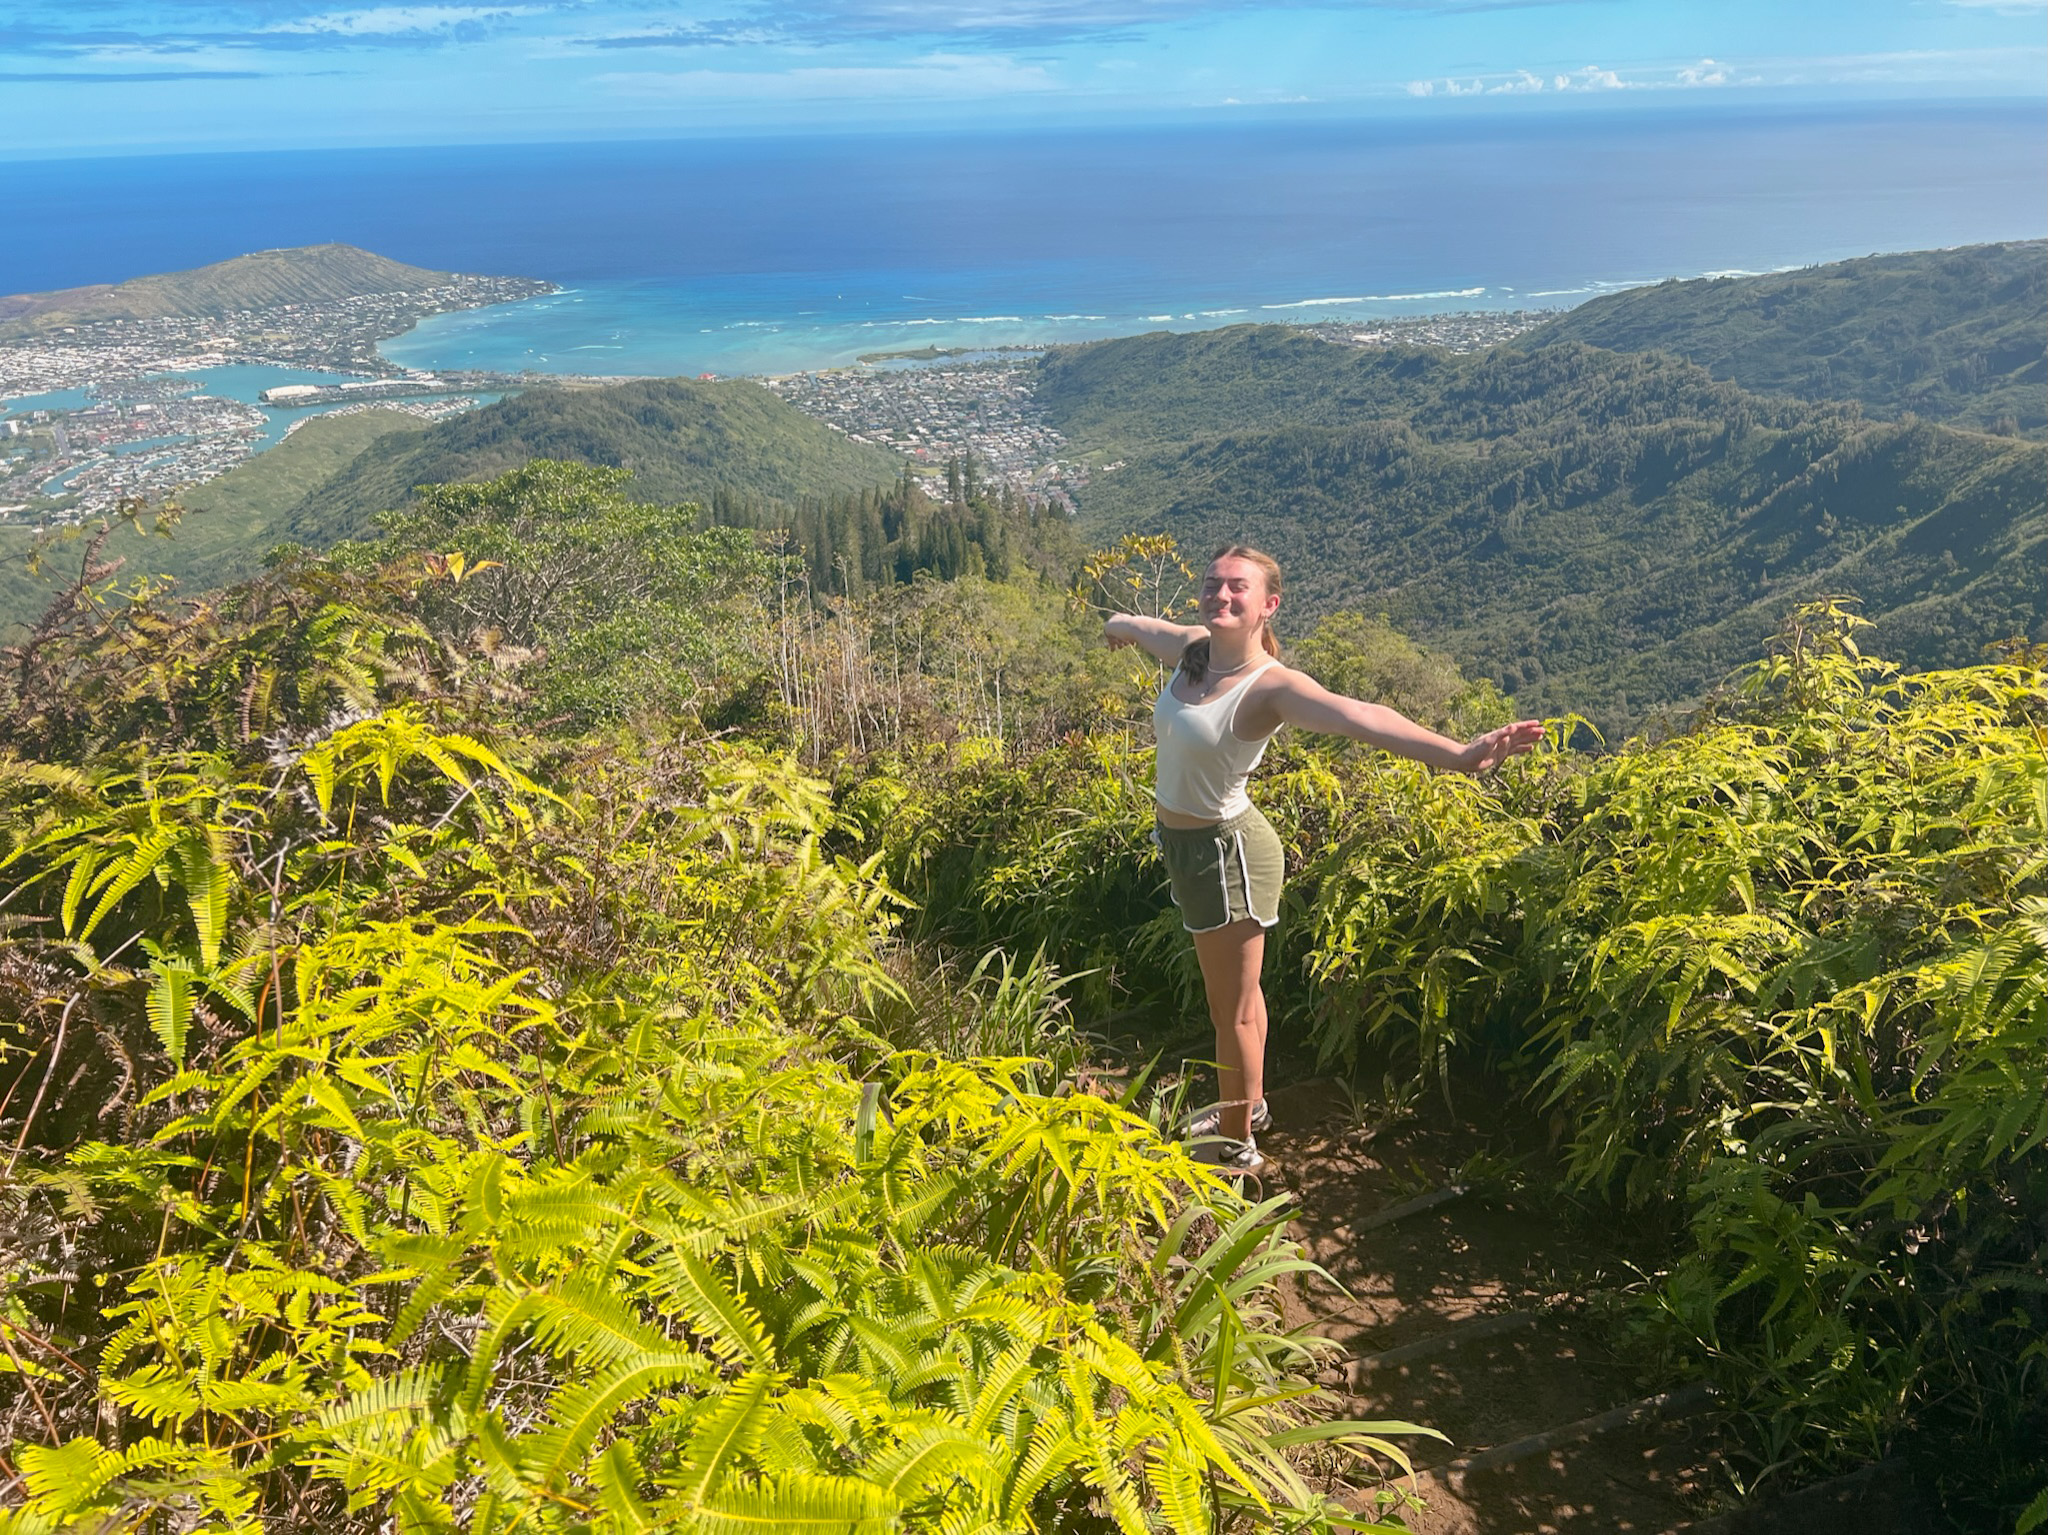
left=1, top=379, right=927, bottom=639
left=1, top=466, right=2039, bottom=1533
left=1039, top=328, right=2045, bottom=732
left=0, top=390, right=1037, bottom=641
left=1523, top=241, right=2046, bottom=434
left=279, top=377, right=904, bottom=544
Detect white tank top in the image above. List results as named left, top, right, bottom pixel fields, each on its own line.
left=1152, top=658, right=1279, bottom=822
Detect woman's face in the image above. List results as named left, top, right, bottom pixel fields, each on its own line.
left=1200, top=556, right=1278, bottom=635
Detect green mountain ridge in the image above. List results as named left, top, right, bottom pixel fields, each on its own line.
left=278, top=378, right=906, bottom=547
left=1037, top=327, right=2044, bottom=732
left=0, top=244, right=478, bottom=335
left=0, top=380, right=908, bottom=635
left=1523, top=241, right=2047, bottom=434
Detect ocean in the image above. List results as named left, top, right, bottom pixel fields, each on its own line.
left=7, top=101, right=2043, bottom=378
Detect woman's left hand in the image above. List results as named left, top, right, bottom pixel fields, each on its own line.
left=1457, top=719, right=1547, bottom=773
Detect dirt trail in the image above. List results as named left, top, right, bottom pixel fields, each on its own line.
left=1250, top=1077, right=1732, bottom=1534
left=1242, top=1077, right=1941, bottom=1533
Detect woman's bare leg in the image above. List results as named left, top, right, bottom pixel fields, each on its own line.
left=1191, top=918, right=1268, bottom=1142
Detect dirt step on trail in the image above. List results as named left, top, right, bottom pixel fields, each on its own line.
left=1249, top=1077, right=1728, bottom=1534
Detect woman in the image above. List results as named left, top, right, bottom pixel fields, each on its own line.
left=1104, top=545, right=1545, bottom=1173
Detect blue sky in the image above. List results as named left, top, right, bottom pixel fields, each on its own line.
left=3, top=0, right=2043, bottom=156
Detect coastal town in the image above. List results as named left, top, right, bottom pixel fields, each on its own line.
left=0, top=270, right=547, bottom=397
left=2, top=383, right=267, bottom=517
left=0, top=271, right=541, bottom=522
left=2, top=286, right=1556, bottom=525
left=1299, top=307, right=1554, bottom=353
left=760, top=310, right=1554, bottom=502
left=763, top=356, right=1089, bottom=505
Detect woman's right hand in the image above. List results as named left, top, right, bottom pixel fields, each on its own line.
left=1457, top=719, right=1547, bottom=773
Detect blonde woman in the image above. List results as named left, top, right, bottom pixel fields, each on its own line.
left=1104, top=545, right=1544, bottom=1173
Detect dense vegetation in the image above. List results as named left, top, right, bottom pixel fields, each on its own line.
left=277, top=379, right=904, bottom=546
left=0, top=378, right=918, bottom=637
left=2, top=461, right=2040, bottom=1531
left=0, top=411, right=432, bottom=635
left=1524, top=242, right=2047, bottom=436
left=1038, top=327, right=2045, bottom=732
left=0, top=379, right=940, bottom=639
left=0, top=245, right=473, bottom=335
left=0, top=473, right=1439, bottom=1534
left=883, top=599, right=2047, bottom=1530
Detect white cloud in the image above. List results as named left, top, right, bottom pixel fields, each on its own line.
left=1409, top=57, right=1750, bottom=98
left=598, top=50, right=1058, bottom=99
left=1553, top=64, right=1623, bottom=90
left=267, top=5, right=544, bottom=36
left=1404, top=76, right=1491, bottom=96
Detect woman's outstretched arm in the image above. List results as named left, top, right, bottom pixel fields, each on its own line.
left=1255, top=669, right=1546, bottom=774
left=1104, top=613, right=1207, bottom=665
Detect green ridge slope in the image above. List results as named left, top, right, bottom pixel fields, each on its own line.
left=1039, top=328, right=2044, bottom=732
left=0, top=244, right=470, bottom=335
left=2, top=380, right=908, bottom=635
left=278, top=378, right=905, bottom=545
left=1035, top=323, right=1428, bottom=447
left=1523, top=242, right=2047, bottom=434
left=0, top=409, right=429, bottom=635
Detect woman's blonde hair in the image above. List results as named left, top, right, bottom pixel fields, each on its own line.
left=1180, top=544, right=1282, bottom=683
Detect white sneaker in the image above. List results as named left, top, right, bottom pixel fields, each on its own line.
left=1193, top=1134, right=1266, bottom=1176
left=1184, top=1098, right=1271, bottom=1138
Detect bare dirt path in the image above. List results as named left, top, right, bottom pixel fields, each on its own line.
left=1251, top=1077, right=1731, bottom=1533
left=1238, top=1076, right=1939, bottom=1533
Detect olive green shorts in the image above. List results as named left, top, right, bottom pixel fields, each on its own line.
left=1154, top=807, right=1284, bottom=933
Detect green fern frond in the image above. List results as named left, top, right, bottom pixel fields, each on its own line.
left=646, top=1249, right=775, bottom=1369
left=528, top=1277, right=680, bottom=1370
left=865, top=1421, right=996, bottom=1506
left=689, top=1471, right=899, bottom=1534
left=672, top=1367, right=775, bottom=1507
left=520, top=1352, right=705, bottom=1489
left=592, top=1439, right=657, bottom=1532
left=1001, top=1412, right=1084, bottom=1523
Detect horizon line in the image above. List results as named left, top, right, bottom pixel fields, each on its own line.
left=3, top=90, right=2042, bottom=166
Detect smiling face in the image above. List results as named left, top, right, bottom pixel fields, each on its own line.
left=1200, top=554, right=1280, bottom=637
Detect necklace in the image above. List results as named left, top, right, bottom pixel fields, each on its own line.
left=1201, top=653, right=1257, bottom=679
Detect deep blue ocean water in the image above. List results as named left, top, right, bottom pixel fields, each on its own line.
left=7, top=102, right=2043, bottom=377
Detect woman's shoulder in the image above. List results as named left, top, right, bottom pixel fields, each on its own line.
left=1238, top=661, right=1319, bottom=716
left=1246, top=658, right=1307, bottom=690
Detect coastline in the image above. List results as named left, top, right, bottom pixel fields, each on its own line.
left=0, top=268, right=556, bottom=522
left=380, top=278, right=1592, bottom=382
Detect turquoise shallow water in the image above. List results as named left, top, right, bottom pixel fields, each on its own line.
left=383, top=276, right=1529, bottom=378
